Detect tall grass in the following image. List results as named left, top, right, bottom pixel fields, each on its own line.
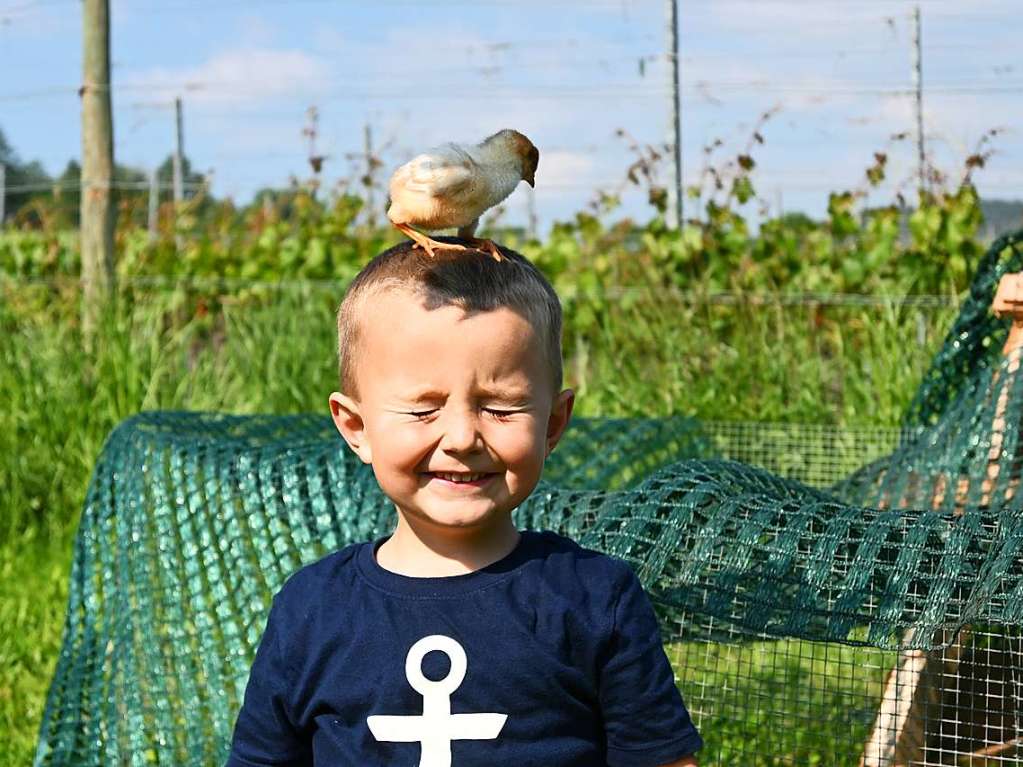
left=2, top=282, right=338, bottom=541
left=2, top=280, right=956, bottom=540
left=0, top=533, right=70, bottom=767
left=565, top=290, right=955, bottom=422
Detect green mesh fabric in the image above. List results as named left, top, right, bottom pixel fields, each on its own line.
left=36, top=231, right=1023, bottom=766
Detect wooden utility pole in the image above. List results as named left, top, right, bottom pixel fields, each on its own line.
left=302, top=106, right=325, bottom=196
left=665, top=0, right=683, bottom=230
left=173, top=97, right=184, bottom=205
left=147, top=166, right=158, bottom=241
left=81, top=0, right=115, bottom=337
left=912, top=5, right=925, bottom=195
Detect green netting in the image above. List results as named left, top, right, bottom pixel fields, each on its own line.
left=35, top=231, right=1023, bottom=766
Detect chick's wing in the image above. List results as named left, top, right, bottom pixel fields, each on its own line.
left=393, top=143, right=478, bottom=198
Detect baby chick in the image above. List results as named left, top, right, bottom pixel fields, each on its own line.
left=387, top=129, right=539, bottom=261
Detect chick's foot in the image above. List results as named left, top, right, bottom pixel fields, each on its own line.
left=464, top=237, right=504, bottom=262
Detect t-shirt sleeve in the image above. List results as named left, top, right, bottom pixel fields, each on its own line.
left=598, top=566, right=703, bottom=767
left=225, top=596, right=310, bottom=766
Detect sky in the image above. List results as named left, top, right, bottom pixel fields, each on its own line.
left=1, top=0, right=1021, bottom=233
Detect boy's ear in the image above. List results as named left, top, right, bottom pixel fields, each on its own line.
left=545, top=388, right=575, bottom=458
left=328, top=392, right=373, bottom=464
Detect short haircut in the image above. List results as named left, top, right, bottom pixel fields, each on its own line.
left=336, top=237, right=563, bottom=399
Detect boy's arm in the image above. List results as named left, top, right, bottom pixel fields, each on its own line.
left=226, top=597, right=310, bottom=766
left=599, top=565, right=703, bottom=767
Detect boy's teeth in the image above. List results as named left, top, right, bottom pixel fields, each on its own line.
left=437, top=472, right=484, bottom=482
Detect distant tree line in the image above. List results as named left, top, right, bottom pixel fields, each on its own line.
left=0, top=126, right=206, bottom=229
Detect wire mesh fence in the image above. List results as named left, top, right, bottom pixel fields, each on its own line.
left=34, top=405, right=1023, bottom=766
left=664, top=621, right=1023, bottom=765
left=703, top=420, right=906, bottom=489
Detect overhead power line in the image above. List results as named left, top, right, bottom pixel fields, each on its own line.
left=7, top=70, right=1023, bottom=104
left=4, top=180, right=204, bottom=193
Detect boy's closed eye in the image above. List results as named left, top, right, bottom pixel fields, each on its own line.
left=404, top=408, right=523, bottom=420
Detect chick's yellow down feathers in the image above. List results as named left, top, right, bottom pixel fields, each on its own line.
left=387, top=129, right=539, bottom=261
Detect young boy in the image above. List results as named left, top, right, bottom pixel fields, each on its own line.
left=226, top=240, right=703, bottom=766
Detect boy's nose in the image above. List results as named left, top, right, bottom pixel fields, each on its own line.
left=439, top=410, right=483, bottom=454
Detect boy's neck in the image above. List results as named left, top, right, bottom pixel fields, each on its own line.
left=375, top=513, right=521, bottom=578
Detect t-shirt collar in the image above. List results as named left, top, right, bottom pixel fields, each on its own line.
left=355, top=530, right=540, bottom=597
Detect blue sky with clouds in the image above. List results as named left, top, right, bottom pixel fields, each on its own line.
left=1, top=0, right=1020, bottom=232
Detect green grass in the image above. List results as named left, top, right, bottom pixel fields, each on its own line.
left=565, top=290, right=957, bottom=423
left=667, top=637, right=896, bottom=765
left=0, top=530, right=72, bottom=766
left=0, top=280, right=956, bottom=763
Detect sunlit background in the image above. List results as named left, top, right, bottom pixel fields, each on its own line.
left=2, top=0, right=1020, bottom=233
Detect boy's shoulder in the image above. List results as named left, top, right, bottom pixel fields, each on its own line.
left=272, top=538, right=363, bottom=601
left=525, top=529, right=640, bottom=588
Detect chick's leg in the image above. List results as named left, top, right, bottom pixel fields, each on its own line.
left=456, top=219, right=503, bottom=262
left=393, top=222, right=465, bottom=258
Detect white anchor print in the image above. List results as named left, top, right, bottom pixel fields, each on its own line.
left=367, top=634, right=508, bottom=767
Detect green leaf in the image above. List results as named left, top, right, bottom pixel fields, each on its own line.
left=733, top=176, right=755, bottom=205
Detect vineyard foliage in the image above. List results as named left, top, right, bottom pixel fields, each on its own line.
left=1, top=128, right=994, bottom=300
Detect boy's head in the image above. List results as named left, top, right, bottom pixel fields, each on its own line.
left=328, top=238, right=574, bottom=538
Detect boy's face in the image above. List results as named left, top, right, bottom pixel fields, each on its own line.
left=329, top=289, right=574, bottom=540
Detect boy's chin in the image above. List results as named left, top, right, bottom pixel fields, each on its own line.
left=397, top=500, right=515, bottom=532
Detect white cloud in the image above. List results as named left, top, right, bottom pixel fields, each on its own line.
left=124, top=47, right=330, bottom=107
left=536, top=149, right=598, bottom=188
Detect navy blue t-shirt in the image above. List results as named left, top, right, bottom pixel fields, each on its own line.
left=226, top=529, right=702, bottom=766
